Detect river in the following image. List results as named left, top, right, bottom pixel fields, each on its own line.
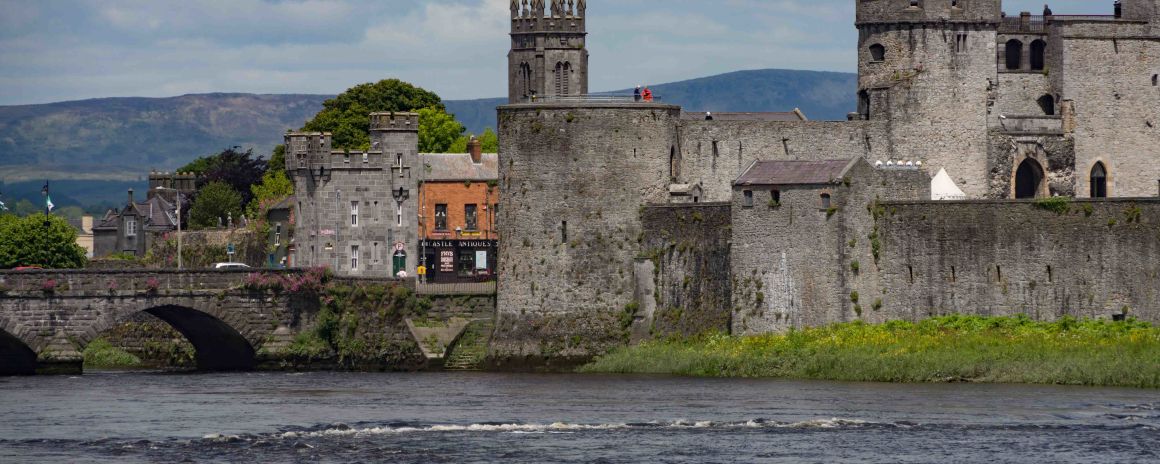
left=0, top=372, right=1156, bottom=463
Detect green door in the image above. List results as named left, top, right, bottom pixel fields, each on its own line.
left=393, top=251, right=406, bottom=275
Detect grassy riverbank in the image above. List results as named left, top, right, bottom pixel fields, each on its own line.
left=580, top=316, right=1160, bottom=388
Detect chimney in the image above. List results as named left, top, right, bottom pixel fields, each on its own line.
left=82, top=215, right=93, bottom=234
left=128, top=188, right=135, bottom=204
left=468, top=136, right=482, bottom=164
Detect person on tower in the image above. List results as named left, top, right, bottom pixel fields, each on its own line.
left=1043, top=4, right=1053, bottom=16
left=642, top=86, right=653, bottom=102
left=634, top=85, right=642, bottom=102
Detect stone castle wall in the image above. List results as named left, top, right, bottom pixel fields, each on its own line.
left=677, top=120, right=891, bottom=202
left=636, top=203, right=732, bottom=339
left=492, top=103, right=680, bottom=363
left=848, top=198, right=1160, bottom=324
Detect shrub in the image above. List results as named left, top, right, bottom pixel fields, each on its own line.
left=41, top=279, right=58, bottom=294
left=1033, top=197, right=1071, bottom=215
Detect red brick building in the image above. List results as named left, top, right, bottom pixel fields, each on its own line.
left=418, top=139, right=499, bottom=283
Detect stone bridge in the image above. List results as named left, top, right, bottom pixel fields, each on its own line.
left=0, top=269, right=313, bottom=375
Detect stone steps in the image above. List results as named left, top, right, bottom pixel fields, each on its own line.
left=443, top=319, right=493, bottom=371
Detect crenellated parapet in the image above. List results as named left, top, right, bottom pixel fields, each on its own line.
left=370, top=112, right=419, bottom=132
left=510, top=0, right=585, bottom=34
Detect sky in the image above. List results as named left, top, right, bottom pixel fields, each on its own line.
left=0, top=0, right=1113, bottom=105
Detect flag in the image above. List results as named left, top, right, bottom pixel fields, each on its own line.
left=46, top=195, right=54, bottom=212
left=0, top=199, right=7, bottom=211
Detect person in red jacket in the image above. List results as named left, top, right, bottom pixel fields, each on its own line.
left=642, top=86, right=653, bottom=102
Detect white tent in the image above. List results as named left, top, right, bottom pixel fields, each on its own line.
left=931, top=168, right=967, bottom=200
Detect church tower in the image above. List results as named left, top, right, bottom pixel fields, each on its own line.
left=508, top=0, right=589, bottom=103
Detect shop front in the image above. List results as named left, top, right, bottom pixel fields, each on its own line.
left=420, top=240, right=498, bottom=283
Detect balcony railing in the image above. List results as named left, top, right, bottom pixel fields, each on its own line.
left=517, top=94, right=661, bottom=104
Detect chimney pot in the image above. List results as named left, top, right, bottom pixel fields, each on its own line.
left=128, top=188, right=135, bottom=204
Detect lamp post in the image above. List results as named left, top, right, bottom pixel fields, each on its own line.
left=155, top=186, right=183, bottom=269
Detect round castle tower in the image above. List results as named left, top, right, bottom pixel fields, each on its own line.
left=856, top=0, right=1001, bottom=198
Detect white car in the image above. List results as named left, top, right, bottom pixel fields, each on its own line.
left=213, top=262, right=251, bottom=270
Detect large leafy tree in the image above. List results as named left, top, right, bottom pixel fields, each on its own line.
left=0, top=215, right=87, bottom=269
left=189, top=181, right=243, bottom=229
left=417, top=107, right=466, bottom=153
left=448, top=127, right=499, bottom=154
left=301, top=79, right=464, bottom=152
left=179, top=147, right=268, bottom=208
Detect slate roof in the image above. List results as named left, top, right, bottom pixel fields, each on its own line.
left=681, top=109, right=807, bottom=122
left=94, top=195, right=179, bottom=230
left=421, top=153, right=499, bottom=182
left=734, top=159, right=856, bottom=186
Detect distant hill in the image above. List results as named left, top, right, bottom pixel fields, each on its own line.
left=0, top=68, right=857, bottom=191
left=445, top=69, right=857, bottom=135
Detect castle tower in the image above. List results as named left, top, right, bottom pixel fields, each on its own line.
left=508, top=0, right=589, bottom=103
left=370, top=112, right=420, bottom=276
left=856, top=0, right=1001, bottom=198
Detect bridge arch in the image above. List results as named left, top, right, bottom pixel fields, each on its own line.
left=86, top=303, right=258, bottom=372
left=0, top=326, right=37, bottom=375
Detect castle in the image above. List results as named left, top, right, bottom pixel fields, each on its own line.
left=490, top=0, right=1160, bottom=362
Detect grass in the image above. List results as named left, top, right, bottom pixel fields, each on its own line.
left=579, top=315, right=1160, bottom=388
left=83, top=338, right=142, bottom=369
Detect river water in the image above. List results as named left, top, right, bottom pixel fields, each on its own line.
left=0, top=372, right=1156, bottom=463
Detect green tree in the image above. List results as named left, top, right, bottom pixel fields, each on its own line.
left=189, top=181, right=243, bottom=229
left=301, top=79, right=464, bottom=151
left=479, top=128, right=499, bottom=152
left=247, top=170, right=294, bottom=218
left=418, top=107, right=466, bottom=153
left=269, top=144, right=286, bottom=176
left=178, top=155, right=216, bottom=175
left=0, top=215, right=87, bottom=269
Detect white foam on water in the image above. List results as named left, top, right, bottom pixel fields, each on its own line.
left=275, top=417, right=883, bottom=440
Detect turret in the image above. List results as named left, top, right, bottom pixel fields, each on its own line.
left=508, top=0, right=589, bottom=103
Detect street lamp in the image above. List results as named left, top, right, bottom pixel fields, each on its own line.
left=155, top=186, right=183, bottom=269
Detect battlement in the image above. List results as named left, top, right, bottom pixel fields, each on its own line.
left=148, top=171, right=197, bottom=194
left=370, top=112, right=419, bottom=132
left=857, top=0, right=1001, bottom=25
left=511, top=0, right=585, bottom=34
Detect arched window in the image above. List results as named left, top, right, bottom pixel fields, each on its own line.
left=554, top=62, right=563, bottom=95
left=562, top=62, right=571, bottom=95
left=1030, top=40, right=1046, bottom=71
left=820, top=193, right=832, bottom=209
left=1037, top=94, right=1055, bottom=116
left=1090, top=162, right=1108, bottom=198
left=1015, top=158, right=1044, bottom=199
left=1005, top=39, right=1023, bottom=70
left=869, top=44, right=886, bottom=62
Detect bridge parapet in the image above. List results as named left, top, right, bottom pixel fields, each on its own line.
left=0, top=269, right=304, bottom=296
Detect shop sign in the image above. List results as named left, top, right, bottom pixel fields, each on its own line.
left=439, top=250, right=455, bottom=273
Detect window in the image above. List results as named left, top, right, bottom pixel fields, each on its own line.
left=1030, top=40, right=1046, bottom=71
left=350, top=245, right=359, bottom=270
left=909, top=0, right=920, bottom=7
left=1153, top=74, right=1158, bottom=86
left=435, top=204, right=448, bottom=231
left=771, top=190, right=781, bottom=205
left=397, top=203, right=403, bottom=227
left=1037, top=94, right=1055, bottom=116
left=561, top=221, right=568, bottom=244
left=1005, top=39, right=1023, bottom=70
left=954, top=33, right=968, bottom=53
left=951, top=0, right=960, bottom=7
left=465, top=204, right=478, bottom=231
left=275, top=223, right=282, bottom=246
left=396, top=153, right=403, bottom=167
left=373, top=201, right=379, bottom=222
left=1090, top=162, right=1108, bottom=198
left=742, top=190, right=754, bottom=208
left=125, top=218, right=137, bottom=237
left=821, top=193, right=832, bottom=209
left=362, top=152, right=369, bottom=164
left=869, top=44, right=886, bottom=62
left=350, top=201, right=359, bottom=227
left=373, top=242, right=381, bottom=263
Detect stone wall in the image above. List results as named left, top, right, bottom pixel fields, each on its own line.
left=677, top=120, right=891, bottom=202
left=1057, top=29, right=1160, bottom=198
left=492, top=102, right=681, bottom=364
left=637, top=203, right=732, bottom=339
left=849, top=198, right=1160, bottom=324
